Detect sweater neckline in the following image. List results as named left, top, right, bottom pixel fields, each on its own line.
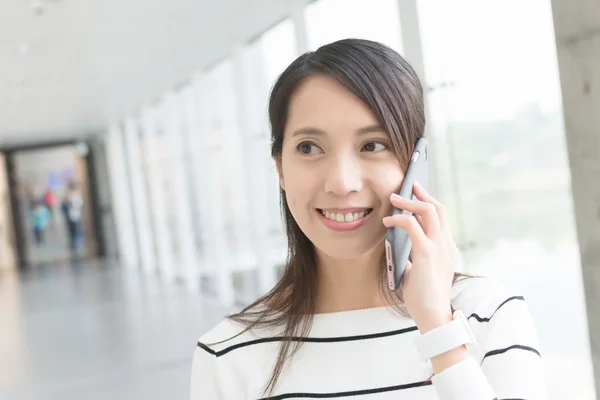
left=308, top=304, right=414, bottom=337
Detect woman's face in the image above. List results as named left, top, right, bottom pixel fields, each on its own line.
left=278, top=74, right=405, bottom=260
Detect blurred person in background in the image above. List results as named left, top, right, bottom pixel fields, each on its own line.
left=61, top=182, right=84, bottom=255
left=28, top=198, right=50, bottom=246
left=43, top=187, right=57, bottom=220
left=190, top=39, right=547, bottom=399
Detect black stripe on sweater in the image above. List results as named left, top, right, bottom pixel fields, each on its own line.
left=483, top=344, right=541, bottom=362
left=259, top=380, right=433, bottom=399
left=198, top=294, right=527, bottom=357
left=468, top=296, right=525, bottom=322
left=198, top=326, right=419, bottom=357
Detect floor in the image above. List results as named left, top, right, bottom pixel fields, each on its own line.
left=25, top=212, right=87, bottom=265
left=0, top=247, right=597, bottom=400
left=0, top=259, right=230, bottom=400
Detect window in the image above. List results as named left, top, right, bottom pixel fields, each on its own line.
left=203, top=59, right=250, bottom=258
left=418, top=0, right=594, bottom=398
left=261, top=19, right=299, bottom=90
left=241, top=18, right=298, bottom=244
left=305, top=0, right=403, bottom=52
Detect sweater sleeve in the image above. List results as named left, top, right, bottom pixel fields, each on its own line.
left=190, top=345, right=226, bottom=400
left=430, top=296, right=547, bottom=399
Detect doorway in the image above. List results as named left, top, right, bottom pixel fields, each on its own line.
left=5, top=142, right=101, bottom=267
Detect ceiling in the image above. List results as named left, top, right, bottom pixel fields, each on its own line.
left=0, top=0, right=292, bottom=146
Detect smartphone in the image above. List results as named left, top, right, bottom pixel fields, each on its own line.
left=386, top=137, right=429, bottom=291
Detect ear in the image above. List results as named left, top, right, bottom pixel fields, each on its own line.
left=275, top=158, right=285, bottom=191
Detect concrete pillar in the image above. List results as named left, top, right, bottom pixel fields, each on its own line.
left=191, top=72, right=235, bottom=307
left=178, top=85, right=210, bottom=285
left=291, top=0, right=309, bottom=54
left=234, top=44, right=278, bottom=294
left=162, top=93, right=199, bottom=292
left=105, top=126, right=138, bottom=268
left=139, top=108, right=175, bottom=282
left=123, top=118, right=155, bottom=274
left=550, top=1, right=600, bottom=396
left=397, top=0, right=426, bottom=84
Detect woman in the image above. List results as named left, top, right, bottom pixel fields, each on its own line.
left=190, top=39, right=546, bottom=399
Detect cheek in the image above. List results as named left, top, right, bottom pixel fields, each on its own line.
left=281, top=159, right=313, bottom=214
left=285, top=180, right=315, bottom=216
left=285, top=192, right=301, bottom=217
left=284, top=182, right=318, bottom=238
left=374, top=163, right=405, bottom=207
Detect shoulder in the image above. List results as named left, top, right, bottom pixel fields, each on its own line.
left=451, top=275, right=526, bottom=319
left=191, top=316, right=280, bottom=399
left=195, top=313, right=278, bottom=357
left=190, top=318, right=250, bottom=399
left=196, top=317, right=251, bottom=355
left=198, top=317, right=247, bottom=345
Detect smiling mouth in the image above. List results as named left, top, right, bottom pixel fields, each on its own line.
left=317, top=208, right=374, bottom=223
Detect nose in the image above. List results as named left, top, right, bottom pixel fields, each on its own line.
left=324, top=153, right=364, bottom=196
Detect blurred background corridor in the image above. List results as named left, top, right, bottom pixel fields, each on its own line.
left=0, top=0, right=598, bottom=399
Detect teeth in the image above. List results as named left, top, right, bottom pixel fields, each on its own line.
left=322, top=210, right=369, bottom=222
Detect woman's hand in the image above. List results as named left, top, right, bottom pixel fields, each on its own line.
left=382, top=182, right=460, bottom=333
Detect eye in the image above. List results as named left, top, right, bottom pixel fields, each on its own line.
left=296, top=141, right=322, bottom=155
left=362, top=141, right=387, bottom=152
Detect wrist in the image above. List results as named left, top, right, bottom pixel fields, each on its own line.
left=431, top=344, right=470, bottom=374
left=413, top=308, right=479, bottom=365
left=414, top=309, right=453, bottom=334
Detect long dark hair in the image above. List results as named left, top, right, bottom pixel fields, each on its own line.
left=222, top=38, right=465, bottom=396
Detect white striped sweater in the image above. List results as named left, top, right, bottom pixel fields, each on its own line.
left=190, top=277, right=547, bottom=399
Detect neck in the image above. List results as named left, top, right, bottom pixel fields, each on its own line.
left=314, top=241, right=387, bottom=314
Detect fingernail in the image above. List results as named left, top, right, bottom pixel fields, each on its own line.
left=414, top=181, right=422, bottom=189
left=391, top=193, right=401, bottom=199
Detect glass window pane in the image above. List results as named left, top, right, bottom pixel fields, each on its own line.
left=419, top=0, right=595, bottom=399
left=240, top=19, right=298, bottom=245
left=305, top=0, right=403, bottom=53
left=261, top=19, right=298, bottom=90
left=206, top=60, right=236, bottom=224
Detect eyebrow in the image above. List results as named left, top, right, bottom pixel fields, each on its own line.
left=291, top=124, right=385, bottom=137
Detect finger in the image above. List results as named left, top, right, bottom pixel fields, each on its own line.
left=390, top=193, right=441, bottom=238
left=382, top=214, right=428, bottom=246
left=416, top=214, right=425, bottom=231
left=412, top=181, right=451, bottom=237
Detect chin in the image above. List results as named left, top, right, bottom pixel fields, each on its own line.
left=313, top=235, right=385, bottom=261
